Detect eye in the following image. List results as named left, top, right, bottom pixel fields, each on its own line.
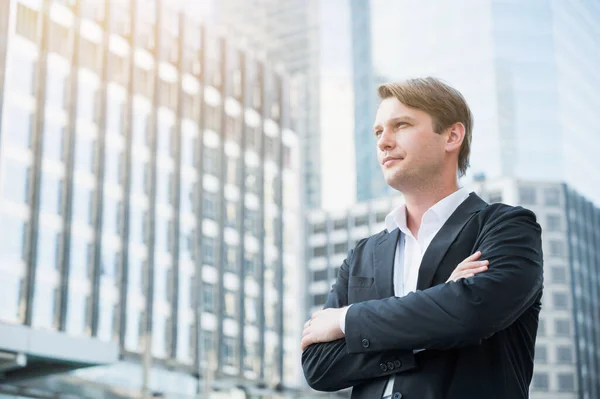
left=396, top=122, right=407, bottom=128
left=374, top=130, right=382, bottom=137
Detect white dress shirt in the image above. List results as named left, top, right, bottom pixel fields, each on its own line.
left=339, top=187, right=470, bottom=397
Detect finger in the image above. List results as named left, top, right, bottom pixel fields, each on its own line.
left=465, top=251, right=482, bottom=261
left=304, top=319, right=311, bottom=329
left=312, top=310, right=321, bottom=319
left=462, top=260, right=489, bottom=270
left=301, top=335, right=314, bottom=351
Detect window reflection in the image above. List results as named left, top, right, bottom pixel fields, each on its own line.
left=75, top=134, right=96, bottom=173
left=46, top=68, right=68, bottom=110
left=72, top=185, right=93, bottom=225
left=69, top=236, right=90, bottom=279
left=43, top=121, right=64, bottom=161
left=77, top=79, right=97, bottom=123
left=66, top=291, right=88, bottom=336
left=0, top=159, right=30, bottom=204
left=97, top=300, right=116, bottom=342
left=39, top=173, right=62, bottom=215
left=102, top=195, right=121, bottom=236
left=8, top=51, right=36, bottom=95
left=0, top=274, right=23, bottom=323
left=0, top=215, right=27, bottom=263
left=4, top=103, right=34, bottom=150
left=104, top=148, right=122, bottom=185
left=36, top=229, right=60, bottom=270
left=32, top=284, right=56, bottom=329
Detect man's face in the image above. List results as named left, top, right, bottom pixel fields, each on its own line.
left=373, top=97, right=447, bottom=191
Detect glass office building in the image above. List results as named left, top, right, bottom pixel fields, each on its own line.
left=0, top=0, right=302, bottom=397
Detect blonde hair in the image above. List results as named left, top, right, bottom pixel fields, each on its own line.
left=378, top=77, right=473, bottom=177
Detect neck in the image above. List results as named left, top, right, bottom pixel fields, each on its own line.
left=403, top=179, right=460, bottom=237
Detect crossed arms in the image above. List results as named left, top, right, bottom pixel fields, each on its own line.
left=301, top=207, right=543, bottom=391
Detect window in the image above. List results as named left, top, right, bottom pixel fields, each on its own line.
left=376, top=212, right=387, bottom=223
left=551, top=266, right=567, bottom=284
left=312, top=223, right=326, bottom=234
left=203, top=193, right=218, bottom=220
left=16, top=3, right=39, bottom=43
left=518, top=187, right=536, bottom=205
left=264, top=136, right=278, bottom=161
left=283, top=146, right=292, bottom=169
left=225, top=115, right=240, bottom=141
left=225, top=245, right=237, bottom=273
left=537, top=319, right=545, bottom=336
left=488, top=191, right=503, bottom=203
left=244, top=253, right=258, bottom=277
left=313, top=246, right=326, bottom=257
left=224, top=290, right=236, bottom=318
left=535, top=344, right=547, bottom=363
left=202, top=284, right=215, bottom=312
left=203, top=146, right=220, bottom=176
left=544, top=187, right=560, bottom=206
left=312, top=269, right=327, bottom=282
left=206, top=104, right=221, bottom=131
left=532, top=373, right=549, bottom=391
left=202, top=237, right=216, bottom=265
left=555, top=319, right=571, bottom=336
left=549, top=240, right=565, bottom=258
left=1, top=159, right=30, bottom=205
left=313, top=293, right=328, bottom=306
left=225, top=202, right=237, bottom=228
left=553, top=292, right=568, bottom=310
left=48, top=20, right=71, bottom=58
left=226, top=157, right=239, bottom=186
left=546, top=214, right=561, bottom=232
left=333, top=243, right=347, bottom=254
left=222, top=336, right=236, bottom=367
left=5, top=105, right=34, bottom=150
left=246, top=125, right=261, bottom=151
left=557, top=373, right=574, bottom=392
left=557, top=346, right=573, bottom=364
left=333, top=219, right=347, bottom=230
left=354, top=215, right=368, bottom=227
left=244, top=209, right=260, bottom=236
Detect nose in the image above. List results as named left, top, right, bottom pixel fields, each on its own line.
left=377, top=127, right=395, bottom=152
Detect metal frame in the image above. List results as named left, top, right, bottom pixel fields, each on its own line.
left=57, top=0, right=82, bottom=333
left=24, top=0, right=52, bottom=327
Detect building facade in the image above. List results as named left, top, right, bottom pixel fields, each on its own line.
left=351, top=0, right=600, bottom=206
left=0, top=0, right=302, bottom=397
left=215, top=0, right=357, bottom=211
left=306, top=178, right=599, bottom=398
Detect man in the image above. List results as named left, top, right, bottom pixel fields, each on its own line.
left=301, top=77, right=543, bottom=399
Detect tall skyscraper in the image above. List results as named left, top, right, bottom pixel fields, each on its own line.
left=351, top=0, right=600, bottom=205
left=306, top=177, right=600, bottom=398
left=215, top=0, right=357, bottom=211
left=0, top=0, right=302, bottom=397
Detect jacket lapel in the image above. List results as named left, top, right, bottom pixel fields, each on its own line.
left=373, top=228, right=400, bottom=298
left=416, top=193, right=488, bottom=290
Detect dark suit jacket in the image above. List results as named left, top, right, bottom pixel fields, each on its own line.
left=302, top=193, right=544, bottom=399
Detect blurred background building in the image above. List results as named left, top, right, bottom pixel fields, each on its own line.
left=0, top=0, right=304, bottom=397
left=214, top=0, right=356, bottom=211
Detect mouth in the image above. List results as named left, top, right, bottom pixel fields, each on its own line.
left=382, top=157, right=403, bottom=167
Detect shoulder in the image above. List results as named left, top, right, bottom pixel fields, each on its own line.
left=477, top=202, right=541, bottom=234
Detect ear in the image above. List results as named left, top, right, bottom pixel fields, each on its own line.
left=445, top=122, right=465, bottom=154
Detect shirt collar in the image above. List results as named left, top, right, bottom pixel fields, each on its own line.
left=385, top=187, right=470, bottom=234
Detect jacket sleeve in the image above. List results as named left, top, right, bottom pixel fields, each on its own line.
left=302, top=245, right=418, bottom=392
left=344, top=206, right=544, bottom=354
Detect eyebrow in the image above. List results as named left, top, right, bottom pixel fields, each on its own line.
left=372, top=116, right=417, bottom=131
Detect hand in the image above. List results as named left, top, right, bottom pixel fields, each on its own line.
left=446, top=251, right=489, bottom=283
left=301, top=307, right=346, bottom=351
